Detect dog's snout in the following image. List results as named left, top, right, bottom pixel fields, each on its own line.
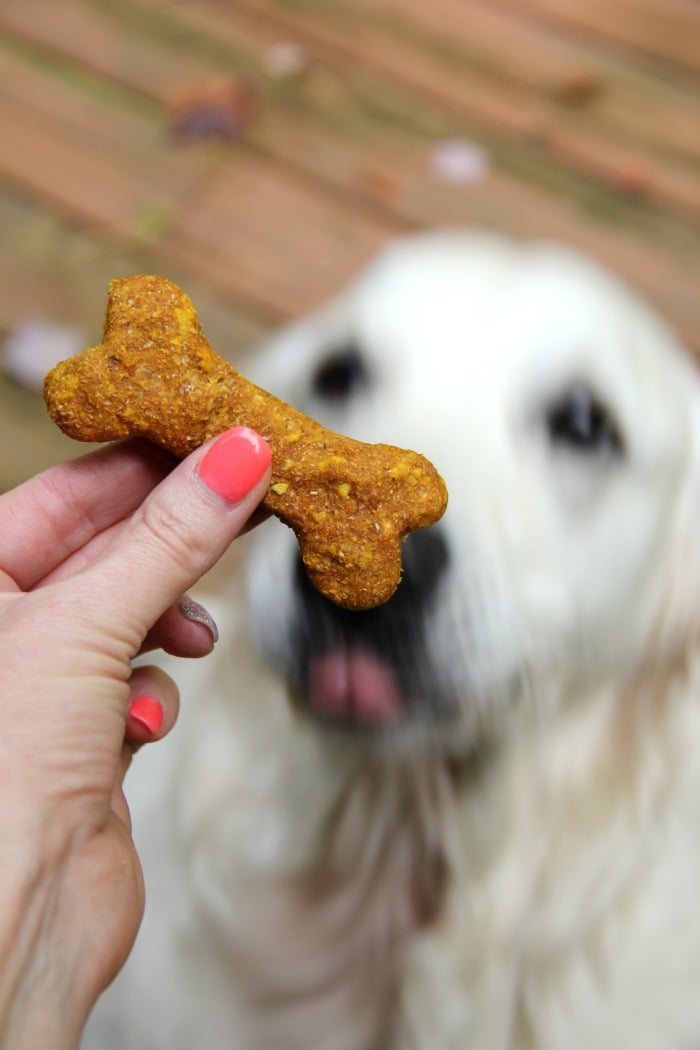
left=290, top=523, right=452, bottom=729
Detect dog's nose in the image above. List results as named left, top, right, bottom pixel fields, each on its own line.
left=295, top=525, right=449, bottom=617
left=293, top=522, right=451, bottom=621
left=396, top=525, right=450, bottom=604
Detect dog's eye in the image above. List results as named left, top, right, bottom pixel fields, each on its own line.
left=312, top=346, right=368, bottom=401
left=546, top=385, right=623, bottom=455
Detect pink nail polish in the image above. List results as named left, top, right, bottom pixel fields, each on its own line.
left=127, top=695, right=164, bottom=734
left=198, top=427, right=271, bottom=505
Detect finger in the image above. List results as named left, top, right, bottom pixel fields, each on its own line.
left=35, top=515, right=128, bottom=587
left=75, top=427, right=271, bottom=649
left=27, top=438, right=269, bottom=594
left=112, top=658, right=182, bottom=829
left=239, top=503, right=272, bottom=534
left=140, top=595, right=219, bottom=658
left=123, top=664, right=180, bottom=747
left=0, top=440, right=174, bottom=591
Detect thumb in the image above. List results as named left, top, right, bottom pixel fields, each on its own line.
left=79, top=427, right=272, bottom=642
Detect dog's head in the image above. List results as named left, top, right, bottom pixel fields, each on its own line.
left=245, top=232, right=700, bottom=754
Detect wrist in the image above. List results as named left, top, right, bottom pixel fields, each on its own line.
left=0, top=993, right=80, bottom=1050
left=0, top=857, right=84, bottom=1050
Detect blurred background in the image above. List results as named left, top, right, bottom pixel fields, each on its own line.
left=0, top=0, right=698, bottom=494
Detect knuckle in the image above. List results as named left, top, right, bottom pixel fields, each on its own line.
left=136, top=495, right=211, bottom=574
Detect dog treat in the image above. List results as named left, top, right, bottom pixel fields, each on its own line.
left=43, top=275, right=448, bottom=610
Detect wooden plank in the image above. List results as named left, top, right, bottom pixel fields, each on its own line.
left=156, top=152, right=400, bottom=319
left=374, top=0, right=700, bottom=167
left=490, top=0, right=700, bottom=76
left=100, top=0, right=699, bottom=340
left=0, top=190, right=267, bottom=355
left=0, top=43, right=218, bottom=238
left=246, top=108, right=700, bottom=347
left=0, top=2, right=696, bottom=346
left=0, top=0, right=235, bottom=98
left=0, top=37, right=401, bottom=320
left=219, top=0, right=700, bottom=220
left=3, top=0, right=697, bottom=229
left=2, top=0, right=698, bottom=225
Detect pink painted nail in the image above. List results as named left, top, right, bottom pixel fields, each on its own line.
left=127, top=695, right=164, bottom=734
left=198, top=427, right=271, bottom=505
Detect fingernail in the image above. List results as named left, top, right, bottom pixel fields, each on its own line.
left=178, top=595, right=219, bottom=644
left=127, top=695, right=164, bottom=734
left=198, top=427, right=271, bottom=505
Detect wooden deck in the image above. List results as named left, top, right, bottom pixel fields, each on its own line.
left=1, top=0, right=698, bottom=491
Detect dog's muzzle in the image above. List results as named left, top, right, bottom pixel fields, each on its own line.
left=289, top=525, right=450, bottom=730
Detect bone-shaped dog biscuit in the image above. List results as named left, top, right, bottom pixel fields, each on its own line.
left=43, top=275, right=448, bottom=610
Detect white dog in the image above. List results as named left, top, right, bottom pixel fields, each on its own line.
left=85, top=232, right=700, bottom=1049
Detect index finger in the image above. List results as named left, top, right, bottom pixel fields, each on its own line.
left=0, top=440, right=174, bottom=592
left=73, top=428, right=271, bottom=647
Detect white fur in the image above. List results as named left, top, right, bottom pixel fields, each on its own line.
left=84, top=233, right=700, bottom=1049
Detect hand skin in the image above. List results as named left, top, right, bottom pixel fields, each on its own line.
left=0, top=432, right=271, bottom=1049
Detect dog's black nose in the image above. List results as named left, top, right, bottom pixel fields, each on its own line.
left=295, top=524, right=449, bottom=620
left=394, top=525, right=449, bottom=605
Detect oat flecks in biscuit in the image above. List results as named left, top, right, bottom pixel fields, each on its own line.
left=43, top=275, right=448, bottom=610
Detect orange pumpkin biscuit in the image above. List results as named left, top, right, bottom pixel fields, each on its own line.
left=43, top=275, right=448, bottom=610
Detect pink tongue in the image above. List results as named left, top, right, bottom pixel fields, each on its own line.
left=309, top=648, right=404, bottom=726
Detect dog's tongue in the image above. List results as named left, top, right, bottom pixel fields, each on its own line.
left=309, top=648, right=404, bottom=726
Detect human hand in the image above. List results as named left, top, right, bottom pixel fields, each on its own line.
left=0, top=427, right=271, bottom=1049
